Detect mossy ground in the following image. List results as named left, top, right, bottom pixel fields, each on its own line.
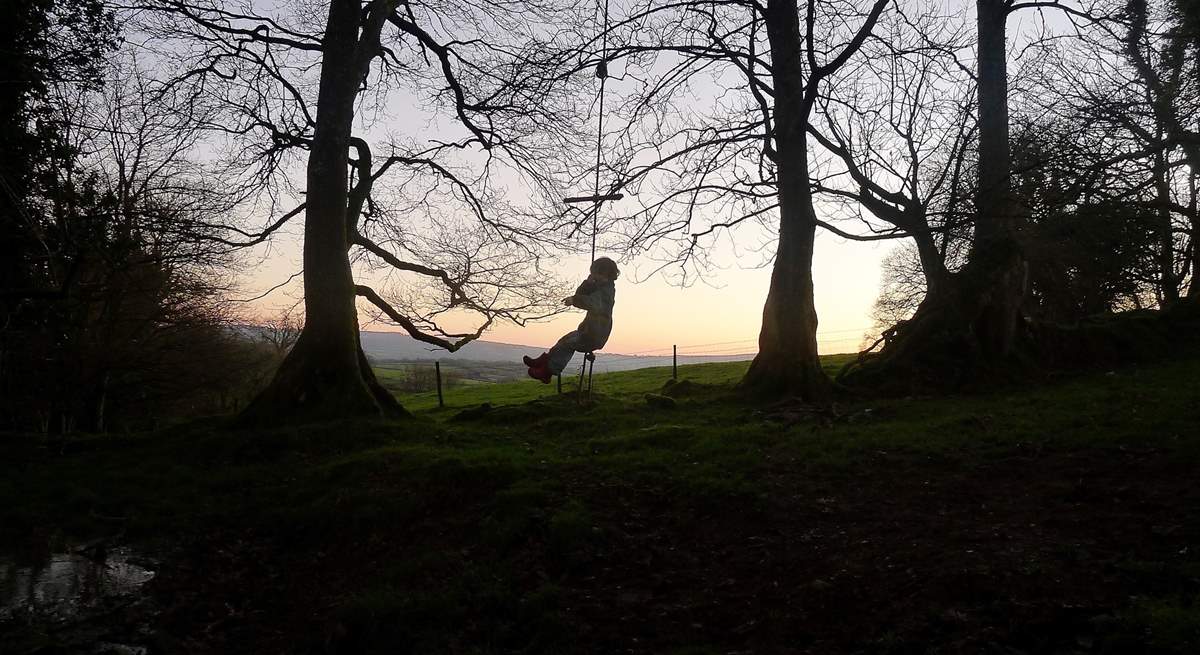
left=2, top=354, right=1198, bottom=653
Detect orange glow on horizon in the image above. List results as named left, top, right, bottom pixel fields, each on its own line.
left=240, top=234, right=889, bottom=357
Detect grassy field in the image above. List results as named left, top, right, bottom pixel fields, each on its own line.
left=383, top=353, right=856, bottom=412
left=2, top=353, right=1199, bottom=653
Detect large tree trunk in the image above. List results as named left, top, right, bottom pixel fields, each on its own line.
left=839, top=0, right=1030, bottom=392
left=967, top=0, right=1025, bottom=355
left=742, top=0, right=830, bottom=399
left=240, top=0, right=403, bottom=424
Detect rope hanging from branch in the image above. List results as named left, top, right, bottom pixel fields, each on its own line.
left=563, top=0, right=622, bottom=263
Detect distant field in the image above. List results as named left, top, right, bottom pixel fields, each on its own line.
left=382, top=353, right=858, bottom=412
left=373, top=360, right=522, bottom=389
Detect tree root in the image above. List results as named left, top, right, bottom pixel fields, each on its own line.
left=740, top=353, right=832, bottom=401
left=237, top=332, right=408, bottom=427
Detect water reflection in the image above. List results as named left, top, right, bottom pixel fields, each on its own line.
left=0, top=546, right=155, bottom=624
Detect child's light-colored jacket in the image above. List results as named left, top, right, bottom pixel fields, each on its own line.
left=572, top=275, right=616, bottom=350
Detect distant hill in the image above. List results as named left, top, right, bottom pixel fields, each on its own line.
left=359, top=330, right=754, bottom=375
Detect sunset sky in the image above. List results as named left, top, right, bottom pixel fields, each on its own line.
left=245, top=228, right=892, bottom=357
left=504, top=239, right=891, bottom=356
left=233, top=2, right=1074, bottom=359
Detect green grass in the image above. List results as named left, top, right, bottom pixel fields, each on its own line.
left=2, top=352, right=1199, bottom=653
left=386, top=353, right=857, bottom=412
left=4, top=351, right=1196, bottom=549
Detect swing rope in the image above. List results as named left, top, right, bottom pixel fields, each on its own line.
left=564, top=0, right=621, bottom=261
left=590, top=0, right=610, bottom=263
left=577, top=0, right=611, bottom=398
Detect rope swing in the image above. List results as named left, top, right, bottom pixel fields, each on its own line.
left=563, top=0, right=622, bottom=263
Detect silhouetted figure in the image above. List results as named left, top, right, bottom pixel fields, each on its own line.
left=524, top=257, right=620, bottom=382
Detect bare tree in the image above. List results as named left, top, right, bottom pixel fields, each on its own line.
left=571, top=0, right=888, bottom=399
left=838, top=0, right=1136, bottom=389
left=256, top=306, right=304, bottom=355
left=869, top=243, right=942, bottom=331
left=808, top=3, right=977, bottom=312
left=1121, top=0, right=1200, bottom=300
left=130, top=0, right=581, bottom=422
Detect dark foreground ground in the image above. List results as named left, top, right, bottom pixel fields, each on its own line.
left=2, top=357, right=1198, bottom=654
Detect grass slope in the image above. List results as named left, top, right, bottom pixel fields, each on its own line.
left=2, top=353, right=1198, bottom=654
left=382, top=354, right=856, bottom=412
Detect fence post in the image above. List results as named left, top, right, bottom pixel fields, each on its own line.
left=435, top=361, right=444, bottom=408
left=673, top=344, right=677, bottom=380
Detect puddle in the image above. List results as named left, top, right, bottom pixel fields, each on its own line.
left=1, top=546, right=157, bottom=653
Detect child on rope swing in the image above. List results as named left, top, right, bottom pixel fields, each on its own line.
left=524, top=257, right=620, bottom=383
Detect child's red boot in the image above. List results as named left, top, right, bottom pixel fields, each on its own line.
left=527, top=364, right=552, bottom=384
left=522, top=352, right=549, bottom=368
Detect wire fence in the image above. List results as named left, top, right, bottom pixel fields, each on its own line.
left=373, top=325, right=879, bottom=406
